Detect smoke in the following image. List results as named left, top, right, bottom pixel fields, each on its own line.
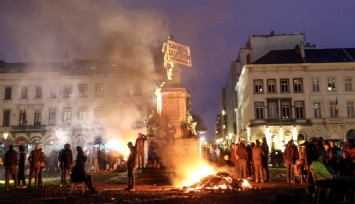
left=1, top=0, right=169, bottom=148
left=1, top=1, right=216, bottom=184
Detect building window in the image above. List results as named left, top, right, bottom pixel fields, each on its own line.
left=313, top=102, right=321, bottom=118
left=48, top=109, right=56, bottom=126
left=328, top=78, right=336, bottom=91
left=267, top=101, right=278, bottom=119
left=255, top=102, right=264, bottom=119
left=295, top=101, right=305, bottom=118
left=254, top=79, right=263, bottom=93
left=95, top=83, right=104, bottom=97
left=329, top=101, right=337, bottom=118
left=50, top=86, right=57, bottom=98
left=346, top=101, right=354, bottom=118
left=4, top=87, right=12, bottom=100
left=63, top=86, right=72, bottom=98
left=21, top=87, right=28, bottom=99
left=280, top=79, right=289, bottom=93
left=95, top=107, right=103, bottom=122
left=312, top=78, right=320, bottom=92
left=79, top=84, right=88, bottom=98
left=293, top=78, right=303, bottom=93
left=78, top=107, right=87, bottom=122
left=281, top=101, right=291, bottom=119
left=35, top=86, right=42, bottom=99
left=3, top=110, right=11, bottom=126
left=267, top=79, right=276, bottom=93
left=345, top=78, right=352, bottom=91
left=63, top=108, right=71, bottom=124
left=34, top=109, right=41, bottom=126
left=19, top=110, right=26, bottom=126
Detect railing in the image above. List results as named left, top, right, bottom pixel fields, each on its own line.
left=10, top=125, right=46, bottom=131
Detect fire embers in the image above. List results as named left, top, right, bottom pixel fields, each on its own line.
left=186, top=172, right=252, bottom=193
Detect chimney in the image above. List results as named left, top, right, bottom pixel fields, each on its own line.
left=63, top=52, right=69, bottom=68
left=299, top=41, right=305, bottom=59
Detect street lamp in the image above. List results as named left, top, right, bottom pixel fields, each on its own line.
left=3, top=133, right=8, bottom=140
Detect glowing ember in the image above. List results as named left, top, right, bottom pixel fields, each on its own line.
left=186, top=172, right=252, bottom=192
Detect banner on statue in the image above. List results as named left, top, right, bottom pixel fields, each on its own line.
left=167, top=40, right=192, bottom=67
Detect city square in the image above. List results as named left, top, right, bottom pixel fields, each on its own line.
left=1, top=1, right=355, bottom=204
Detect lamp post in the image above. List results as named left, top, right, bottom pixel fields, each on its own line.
left=199, top=137, right=205, bottom=160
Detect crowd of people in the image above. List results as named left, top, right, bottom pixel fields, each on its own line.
left=1, top=132, right=159, bottom=193
left=3, top=142, right=99, bottom=193
left=202, top=136, right=355, bottom=188
left=202, top=137, right=271, bottom=183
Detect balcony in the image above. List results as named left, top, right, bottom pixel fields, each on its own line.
left=10, top=125, right=47, bottom=133
left=250, top=118, right=312, bottom=126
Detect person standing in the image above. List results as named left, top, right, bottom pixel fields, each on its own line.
left=261, top=137, right=270, bottom=182
left=252, top=140, right=265, bottom=183
left=284, top=139, right=299, bottom=183
left=135, top=133, right=147, bottom=169
left=37, top=148, right=46, bottom=188
left=4, top=145, right=18, bottom=191
left=28, top=144, right=42, bottom=189
left=58, top=143, right=73, bottom=187
left=126, top=141, right=137, bottom=191
left=93, top=147, right=99, bottom=173
left=18, top=145, right=26, bottom=187
left=71, top=146, right=98, bottom=193
left=236, top=141, right=249, bottom=179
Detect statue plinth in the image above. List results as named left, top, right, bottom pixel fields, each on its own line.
left=155, top=86, right=188, bottom=139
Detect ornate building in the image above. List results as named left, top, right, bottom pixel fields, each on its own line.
left=236, top=44, right=355, bottom=150
left=0, top=59, right=158, bottom=154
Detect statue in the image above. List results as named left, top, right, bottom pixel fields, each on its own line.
left=145, top=109, right=160, bottom=137
left=183, top=111, right=197, bottom=137
left=162, top=34, right=175, bottom=81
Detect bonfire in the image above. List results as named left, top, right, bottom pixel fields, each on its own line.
left=185, top=172, right=252, bottom=193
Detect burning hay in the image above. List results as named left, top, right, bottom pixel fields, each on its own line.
left=185, top=172, right=252, bottom=193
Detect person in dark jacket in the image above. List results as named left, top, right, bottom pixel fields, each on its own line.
left=28, top=144, right=43, bottom=189
left=126, top=141, right=137, bottom=191
left=71, top=146, right=97, bottom=193
left=261, top=137, right=270, bottom=182
left=18, top=145, right=26, bottom=187
left=4, top=144, right=18, bottom=191
left=58, top=143, right=73, bottom=187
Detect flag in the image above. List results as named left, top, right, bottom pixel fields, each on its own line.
left=335, top=98, right=339, bottom=117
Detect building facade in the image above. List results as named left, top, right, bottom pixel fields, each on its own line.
left=236, top=45, right=355, bottom=150
left=224, top=32, right=307, bottom=143
left=0, top=59, right=157, bottom=154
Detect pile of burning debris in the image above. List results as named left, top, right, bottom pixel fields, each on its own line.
left=184, top=172, right=253, bottom=193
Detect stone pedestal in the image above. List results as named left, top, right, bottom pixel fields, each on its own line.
left=155, top=86, right=188, bottom=139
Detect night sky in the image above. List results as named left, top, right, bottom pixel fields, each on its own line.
left=1, top=0, right=355, bottom=141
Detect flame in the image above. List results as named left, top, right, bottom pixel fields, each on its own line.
left=241, top=179, right=252, bottom=188
left=106, top=139, right=130, bottom=158
left=181, top=162, right=216, bottom=187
